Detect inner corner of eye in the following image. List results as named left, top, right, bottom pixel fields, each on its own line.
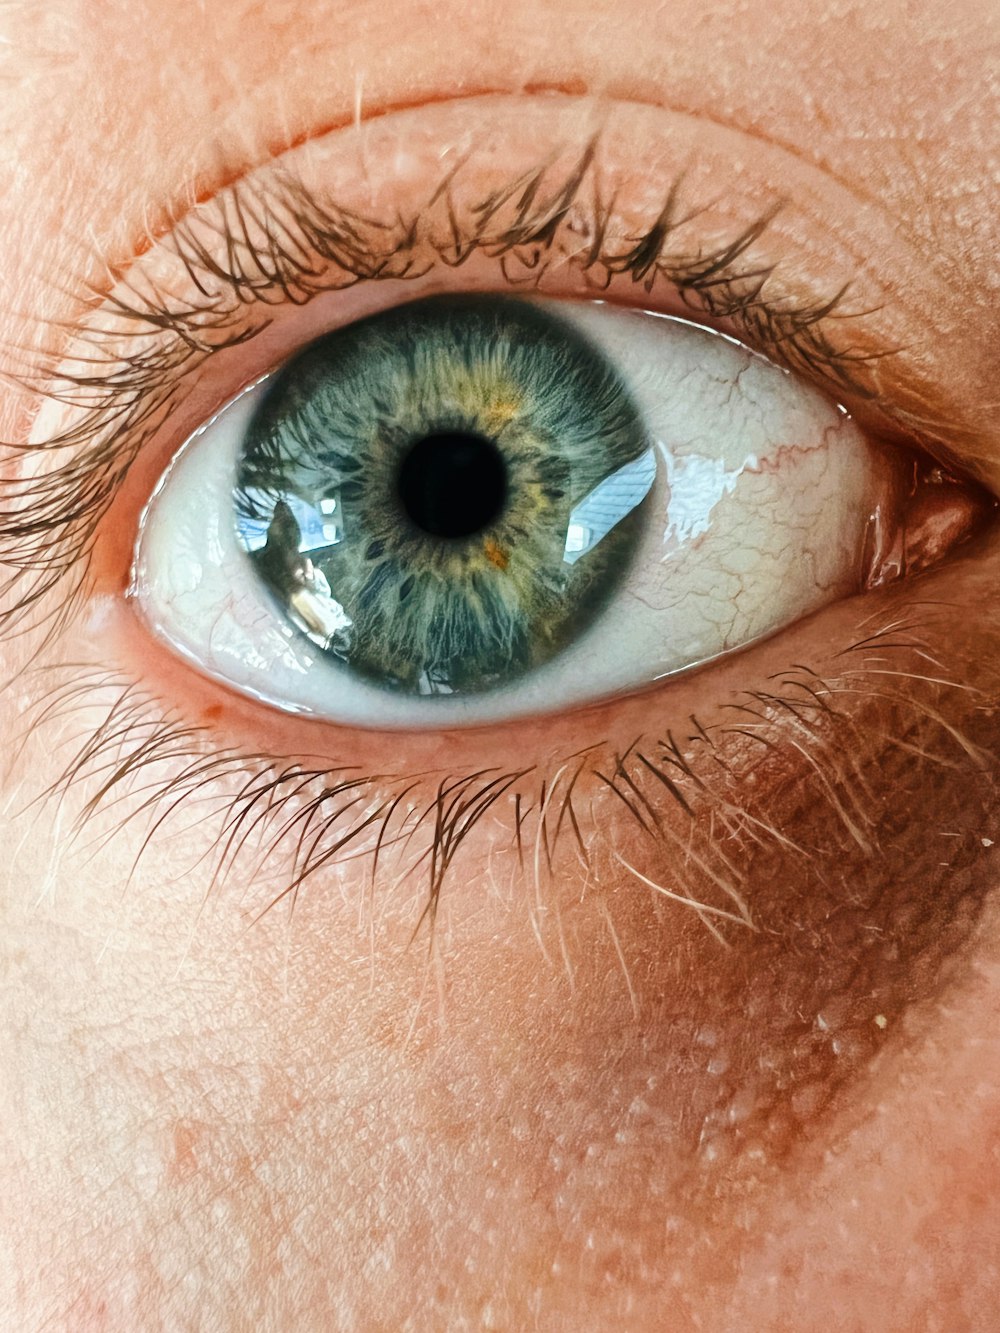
left=860, top=444, right=997, bottom=592
left=128, top=290, right=980, bottom=730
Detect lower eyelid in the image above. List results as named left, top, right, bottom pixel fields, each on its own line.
left=89, top=519, right=996, bottom=796
left=27, top=538, right=1000, bottom=1180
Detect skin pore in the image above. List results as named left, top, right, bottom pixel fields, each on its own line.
left=1, top=0, right=999, bottom=1328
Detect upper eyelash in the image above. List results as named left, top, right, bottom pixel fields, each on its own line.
left=0, top=133, right=885, bottom=639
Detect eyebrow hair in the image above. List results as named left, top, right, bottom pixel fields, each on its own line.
left=0, top=139, right=881, bottom=636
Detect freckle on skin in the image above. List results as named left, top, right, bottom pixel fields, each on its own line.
left=168, top=1120, right=203, bottom=1183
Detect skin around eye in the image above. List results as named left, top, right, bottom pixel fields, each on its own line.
left=130, top=294, right=967, bottom=728
left=2, top=3, right=1000, bottom=1330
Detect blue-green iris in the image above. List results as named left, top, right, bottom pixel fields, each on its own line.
left=234, top=295, right=652, bottom=695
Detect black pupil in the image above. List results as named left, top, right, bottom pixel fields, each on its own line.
left=397, top=432, right=507, bottom=539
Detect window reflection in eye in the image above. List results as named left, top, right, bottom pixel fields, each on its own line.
left=132, top=290, right=987, bottom=729
left=233, top=295, right=654, bottom=699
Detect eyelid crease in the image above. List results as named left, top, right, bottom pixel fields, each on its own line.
left=0, top=108, right=895, bottom=644
left=127, top=85, right=887, bottom=276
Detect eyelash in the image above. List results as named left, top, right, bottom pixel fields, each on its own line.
left=24, top=604, right=988, bottom=935
left=3, top=134, right=982, bottom=929
left=0, top=138, right=881, bottom=636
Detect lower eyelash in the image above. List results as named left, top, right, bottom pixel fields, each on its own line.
left=29, top=664, right=539, bottom=927
left=17, top=603, right=994, bottom=946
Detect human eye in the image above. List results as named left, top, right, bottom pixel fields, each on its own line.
left=132, top=290, right=985, bottom=728
left=6, top=59, right=1000, bottom=1327
left=12, top=94, right=997, bottom=984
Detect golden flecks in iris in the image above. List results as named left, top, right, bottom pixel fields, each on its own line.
left=433, top=364, right=527, bottom=433
left=482, top=396, right=523, bottom=434
left=484, top=537, right=510, bottom=571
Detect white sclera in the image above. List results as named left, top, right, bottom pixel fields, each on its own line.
left=132, top=301, right=887, bottom=727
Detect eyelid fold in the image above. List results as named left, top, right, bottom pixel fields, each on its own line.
left=8, top=90, right=994, bottom=654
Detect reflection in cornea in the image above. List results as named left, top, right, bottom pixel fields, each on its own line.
left=656, top=439, right=757, bottom=551
left=562, top=447, right=657, bottom=566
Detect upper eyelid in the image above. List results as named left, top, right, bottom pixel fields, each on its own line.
left=79, top=141, right=873, bottom=388
left=0, top=108, right=910, bottom=637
